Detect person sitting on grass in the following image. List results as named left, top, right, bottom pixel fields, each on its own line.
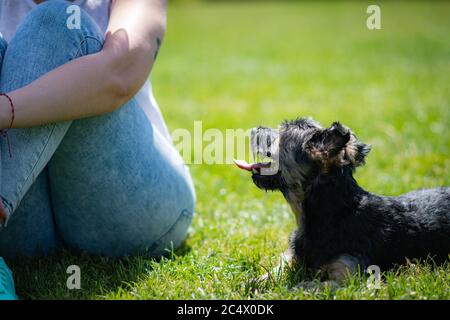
left=0, top=0, right=195, bottom=300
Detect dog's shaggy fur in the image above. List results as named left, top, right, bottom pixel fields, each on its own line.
left=242, top=118, right=450, bottom=282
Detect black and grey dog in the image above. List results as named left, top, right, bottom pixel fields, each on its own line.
left=235, top=117, right=450, bottom=282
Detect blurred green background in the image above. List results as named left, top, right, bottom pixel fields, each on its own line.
left=155, top=0, right=449, bottom=195
left=13, top=0, right=450, bottom=299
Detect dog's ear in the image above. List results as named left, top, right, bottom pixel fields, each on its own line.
left=307, top=122, right=351, bottom=155
left=306, top=122, right=371, bottom=171
left=352, top=139, right=371, bottom=167
left=324, top=122, right=352, bottom=156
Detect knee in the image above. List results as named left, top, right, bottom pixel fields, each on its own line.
left=61, top=208, right=195, bottom=259
left=142, top=183, right=196, bottom=257
left=26, top=1, right=81, bottom=30
left=57, top=184, right=196, bottom=259
left=51, top=152, right=196, bottom=258
left=143, top=170, right=196, bottom=257
left=18, top=0, right=103, bottom=57
left=146, top=208, right=194, bottom=258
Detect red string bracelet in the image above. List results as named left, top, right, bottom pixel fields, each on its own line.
left=0, top=93, right=14, bottom=158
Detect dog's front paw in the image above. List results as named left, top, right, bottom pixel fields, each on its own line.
left=256, top=272, right=271, bottom=283
left=294, top=280, right=318, bottom=290
left=256, top=248, right=298, bottom=284
left=294, top=280, right=339, bottom=291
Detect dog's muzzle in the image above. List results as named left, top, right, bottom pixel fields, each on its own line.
left=234, top=126, right=280, bottom=176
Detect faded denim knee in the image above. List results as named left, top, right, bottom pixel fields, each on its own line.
left=18, top=0, right=104, bottom=60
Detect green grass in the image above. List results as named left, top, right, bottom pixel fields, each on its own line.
left=10, top=1, right=450, bottom=299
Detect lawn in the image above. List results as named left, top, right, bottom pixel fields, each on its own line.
left=11, top=1, right=450, bottom=299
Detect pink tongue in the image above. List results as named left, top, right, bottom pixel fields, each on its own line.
left=234, top=159, right=254, bottom=171
left=234, top=159, right=270, bottom=172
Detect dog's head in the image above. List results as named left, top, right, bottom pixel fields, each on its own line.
left=235, top=117, right=371, bottom=193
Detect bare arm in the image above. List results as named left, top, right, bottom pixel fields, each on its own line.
left=0, top=0, right=166, bottom=129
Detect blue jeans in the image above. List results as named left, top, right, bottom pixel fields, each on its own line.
left=0, top=1, right=195, bottom=260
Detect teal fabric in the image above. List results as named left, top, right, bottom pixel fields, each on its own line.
left=0, top=257, right=17, bottom=300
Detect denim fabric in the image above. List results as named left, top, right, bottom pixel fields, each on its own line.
left=0, top=1, right=195, bottom=259
left=0, top=38, right=6, bottom=68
